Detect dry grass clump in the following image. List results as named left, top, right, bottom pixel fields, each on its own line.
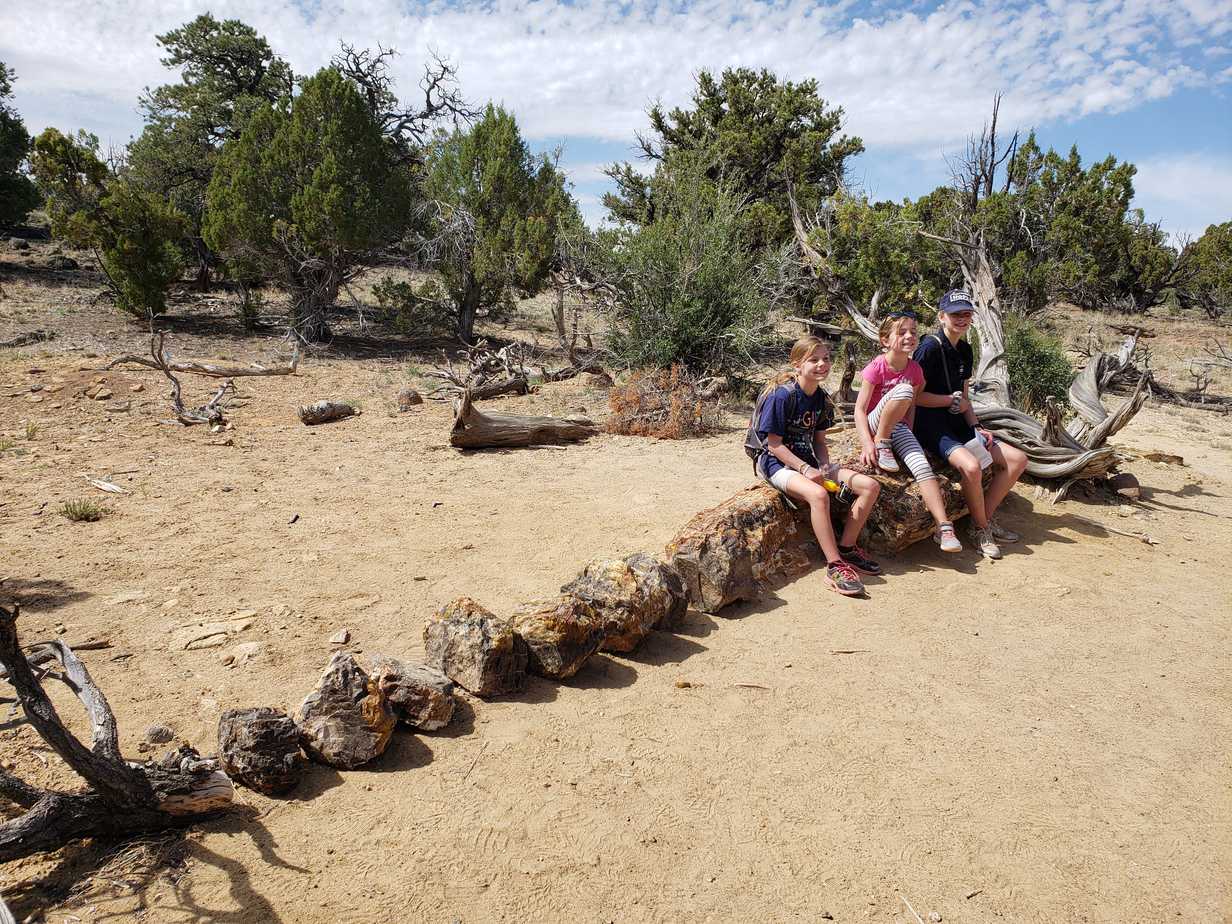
left=606, top=365, right=721, bottom=439
left=59, top=498, right=107, bottom=522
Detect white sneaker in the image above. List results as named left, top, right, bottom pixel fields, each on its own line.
left=969, top=524, right=1003, bottom=559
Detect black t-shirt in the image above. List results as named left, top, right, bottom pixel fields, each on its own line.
left=912, top=332, right=976, bottom=451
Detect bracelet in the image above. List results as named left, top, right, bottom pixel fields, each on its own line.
left=799, top=463, right=811, bottom=476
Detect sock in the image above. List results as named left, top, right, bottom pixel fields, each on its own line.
left=839, top=544, right=855, bottom=553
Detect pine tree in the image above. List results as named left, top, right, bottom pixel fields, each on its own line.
left=0, top=62, right=39, bottom=229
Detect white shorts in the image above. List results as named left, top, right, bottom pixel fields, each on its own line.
left=767, top=462, right=839, bottom=493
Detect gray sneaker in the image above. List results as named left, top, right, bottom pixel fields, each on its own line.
left=934, top=521, right=962, bottom=553
left=990, top=517, right=1020, bottom=543
left=969, top=524, right=1003, bottom=559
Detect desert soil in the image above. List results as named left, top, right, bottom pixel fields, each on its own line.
left=1, top=243, right=1231, bottom=923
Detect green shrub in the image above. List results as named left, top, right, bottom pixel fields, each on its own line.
left=372, top=276, right=457, bottom=337
left=596, top=167, right=775, bottom=373
left=1003, top=314, right=1073, bottom=412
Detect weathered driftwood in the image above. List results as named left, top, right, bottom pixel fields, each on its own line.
left=217, top=707, right=305, bottom=795
left=296, top=652, right=396, bottom=769
left=449, top=390, right=596, bottom=449
left=0, top=604, right=233, bottom=862
left=424, top=597, right=528, bottom=697
left=561, top=553, right=689, bottom=651
left=511, top=597, right=606, bottom=679
left=107, top=343, right=300, bottom=378
left=371, top=657, right=456, bottom=731
left=299, top=400, right=358, bottom=425
left=0, top=329, right=55, bottom=350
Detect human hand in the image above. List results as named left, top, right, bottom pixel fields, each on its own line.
left=858, top=441, right=877, bottom=469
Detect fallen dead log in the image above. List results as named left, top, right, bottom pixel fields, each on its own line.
left=106, top=343, right=300, bottom=378
left=449, top=389, right=596, bottom=449
left=299, top=400, right=358, bottom=425
left=0, top=330, right=55, bottom=350
left=0, top=603, right=233, bottom=863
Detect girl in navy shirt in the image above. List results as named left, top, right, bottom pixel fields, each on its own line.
left=750, top=334, right=882, bottom=596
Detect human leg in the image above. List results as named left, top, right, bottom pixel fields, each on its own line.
left=781, top=474, right=865, bottom=595
left=886, top=422, right=952, bottom=528
left=833, top=469, right=882, bottom=575
left=984, top=441, right=1028, bottom=520
left=946, top=446, right=1001, bottom=558
left=868, top=383, right=914, bottom=443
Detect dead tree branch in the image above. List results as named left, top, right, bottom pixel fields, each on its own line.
left=0, top=603, right=233, bottom=862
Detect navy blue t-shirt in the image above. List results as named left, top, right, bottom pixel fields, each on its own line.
left=912, top=332, right=976, bottom=453
left=756, top=382, right=835, bottom=479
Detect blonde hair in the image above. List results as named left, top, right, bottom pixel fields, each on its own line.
left=759, top=334, right=832, bottom=399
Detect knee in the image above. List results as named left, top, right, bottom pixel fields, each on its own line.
left=1009, top=449, right=1029, bottom=478
left=888, top=383, right=915, bottom=402
left=956, top=459, right=981, bottom=482
left=805, top=485, right=831, bottom=509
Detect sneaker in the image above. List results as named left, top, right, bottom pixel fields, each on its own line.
left=824, top=560, right=865, bottom=597
left=969, top=523, right=1003, bottom=559
left=875, top=440, right=900, bottom=473
left=840, top=544, right=883, bottom=575
left=934, top=521, right=962, bottom=553
left=989, top=517, right=1020, bottom=543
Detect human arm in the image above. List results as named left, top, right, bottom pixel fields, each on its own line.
left=766, top=433, right=824, bottom=483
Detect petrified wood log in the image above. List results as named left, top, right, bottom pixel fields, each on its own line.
left=298, top=400, right=357, bottom=425
left=296, top=652, right=396, bottom=769
left=371, top=657, right=456, bottom=731
left=217, top=707, right=305, bottom=795
left=665, top=485, right=812, bottom=614
left=449, top=390, right=596, bottom=449
left=666, top=464, right=990, bottom=613
left=511, top=597, right=606, bottom=679
left=424, top=597, right=528, bottom=697
left=561, top=553, right=689, bottom=651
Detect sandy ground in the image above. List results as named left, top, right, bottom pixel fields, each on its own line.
left=2, top=249, right=1231, bottom=923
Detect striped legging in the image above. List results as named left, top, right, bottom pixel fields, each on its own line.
left=867, top=382, right=937, bottom=483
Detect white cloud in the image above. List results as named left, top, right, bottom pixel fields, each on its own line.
left=2, top=0, right=1228, bottom=153
left=1133, top=153, right=1232, bottom=242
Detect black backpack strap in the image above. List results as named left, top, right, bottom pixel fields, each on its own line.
left=929, top=333, right=953, bottom=394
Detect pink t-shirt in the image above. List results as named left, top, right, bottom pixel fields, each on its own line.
left=860, top=354, right=924, bottom=409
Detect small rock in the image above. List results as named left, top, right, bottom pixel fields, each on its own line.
left=169, top=617, right=253, bottom=651
left=29, top=383, right=43, bottom=392
left=371, top=657, right=456, bottom=731
left=1109, top=472, right=1140, bottom=499
left=106, top=400, right=131, bottom=412
left=107, top=590, right=147, bottom=605
left=296, top=652, right=395, bottom=769
left=396, top=385, right=423, bottom=411
left=222, top=641, right=263, bottom=667
left=26, top=394, right=43, bottom=404
left=1117, top=504, right=1134, bottom=518
left=130, top=382, right=144, bottom=393
left=218, top=706, right=305, bottom=795
left=92, top=388, right=113, bottom=401
left=46, top=255, right=78, bottom=271
left=929, top=913, right=942, bottom=922
left=424, top=597, right=527, bottom=697
left=10, top=237, right=29, bottom=251
left=329, top=628, right=351, bottom=645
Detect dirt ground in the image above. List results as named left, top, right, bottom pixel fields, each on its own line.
left=2, top=244, right=1231, bottom=923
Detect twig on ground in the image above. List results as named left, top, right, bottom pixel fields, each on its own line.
left=1064, top=512, right=1160, bottom=546
left=830, top=649, right=871, bottom=655
left=900, top=894, right=926, bottom=924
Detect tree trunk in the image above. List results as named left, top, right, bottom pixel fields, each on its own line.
left=449, top=390, right=596, bottom=449
left=960, top=239, right=1011, bottom=407
left=457, top=275, right=481, bottom=345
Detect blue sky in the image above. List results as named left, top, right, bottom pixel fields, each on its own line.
left=3, top=0, right=1230, bottom=240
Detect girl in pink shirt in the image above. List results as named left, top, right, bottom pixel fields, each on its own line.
left=854, top=311, right=963, bottom=553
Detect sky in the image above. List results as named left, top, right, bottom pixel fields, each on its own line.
left=3, top=0, right=1230, bottom=241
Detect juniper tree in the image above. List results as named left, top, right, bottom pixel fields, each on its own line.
left=416, top=104, right=576, bottom=343
left=204, top=67, right=412, bottom=342
left=0, top=62, right=39, bottom=229
left=30, top=128, right=186, bottom=320
left=127, top=14, right=294, bottom=289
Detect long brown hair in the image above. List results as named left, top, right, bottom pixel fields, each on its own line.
left=759, top=335, right=832, bottom=399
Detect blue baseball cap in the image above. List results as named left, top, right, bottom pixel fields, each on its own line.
left=938, top=289, right=976, bottom=313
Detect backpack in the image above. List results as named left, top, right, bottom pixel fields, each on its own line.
left=743, top=384, right=792, bottom=472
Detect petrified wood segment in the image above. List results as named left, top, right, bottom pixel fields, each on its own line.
left=562, top=553, right=688, bottom=651
left=371, top=657, right=456, bottom=731
left=217, top=706, right=305, bottom=795
left=511, top=598, right=606, bottom=679
left=296, top=652, right=396, bottom=769
left=424, top=597, right=528, bottom=697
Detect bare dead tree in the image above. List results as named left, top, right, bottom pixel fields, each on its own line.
left=332, top=44, right=478, bottom=164
left=0, top=603, right=233, bottom=863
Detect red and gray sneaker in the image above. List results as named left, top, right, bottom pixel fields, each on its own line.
left=825, top=560, right=865, bottom=597
left=840, top=544, right=883, bottom=575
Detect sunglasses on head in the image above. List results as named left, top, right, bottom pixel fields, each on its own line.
left=886, top=309, right=917, bottom=320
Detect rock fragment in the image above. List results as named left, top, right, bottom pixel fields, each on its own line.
left=371, top=657, right=456, bottom=730
left=296, top=652, right=395, bottom=769
left=217, top=706, right=305, bottom=795
left=511, top=597, right=605, bottom=679
left=424, top=597, right=527, bottom=697
left=562, top=553, right=688, bottom=651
